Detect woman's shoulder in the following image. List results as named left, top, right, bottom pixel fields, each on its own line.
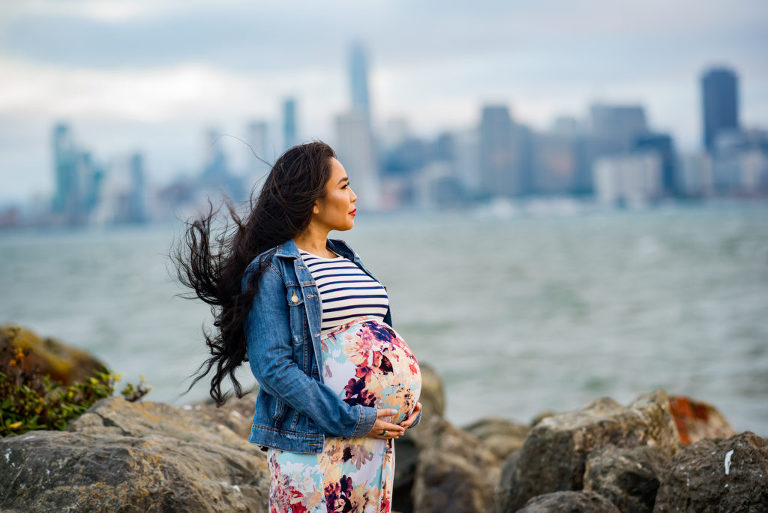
left=243, top=247, right=281, bottom=280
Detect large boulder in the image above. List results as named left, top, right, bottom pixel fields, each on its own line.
left=653, top=431, right=768, bottom=512
left=393, top=361, right=446, bottom=513
left=411, top=416, right=499, bottom=513
left=584, top=445, right=670, bottom=513
left=668, top=395, right=736, bottom=445
left=0, top=396, right=270, bottom=513
left=517, top=491, right=621, bottom=513
left=462, top=417, right=529, bottom=464
left=0, top=324, right=107, bottom=386
left=194, top=387, right=258, bottom=439
left=496, top=390, right=681, bottom=512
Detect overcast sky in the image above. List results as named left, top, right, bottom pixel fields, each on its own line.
left=1, top=0, right=766, bottom=203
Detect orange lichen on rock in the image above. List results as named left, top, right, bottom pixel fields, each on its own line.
left=669, top=395, right=735, bottom=445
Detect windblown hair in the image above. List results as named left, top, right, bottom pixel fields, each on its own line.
left=172, top=141, right=336, bottom=406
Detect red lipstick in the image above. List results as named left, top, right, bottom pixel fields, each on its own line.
left=349, top=208, right=356, bottom=217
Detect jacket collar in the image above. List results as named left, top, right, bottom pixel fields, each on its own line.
left=274, top=237, right=355, bottom=261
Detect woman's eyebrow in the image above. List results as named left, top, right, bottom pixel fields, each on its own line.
left=337, top=176, right=349, bottom=185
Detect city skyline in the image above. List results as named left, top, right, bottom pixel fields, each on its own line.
left=1, top=0, right=767, bottom=202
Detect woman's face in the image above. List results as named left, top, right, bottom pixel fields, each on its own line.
left=313, top=157, right=357, bottom=231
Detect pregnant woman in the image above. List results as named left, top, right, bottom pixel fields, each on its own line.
left=174, top=141, right=422, bottom=512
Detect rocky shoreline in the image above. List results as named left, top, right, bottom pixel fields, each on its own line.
left=1, top=329, right=767, bottom=512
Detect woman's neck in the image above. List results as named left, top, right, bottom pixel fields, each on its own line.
left=293, top=225, right=334, bottom=258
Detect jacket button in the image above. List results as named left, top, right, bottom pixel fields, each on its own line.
left=291, top=292, right=299, bottom=303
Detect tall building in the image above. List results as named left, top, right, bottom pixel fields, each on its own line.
left=634, top=133, right=678, bottom=196
left=349, top=41, right=371, bottom=121
left=589, top=103, right=648, bottom=152
left=478, top=105, right=531, bottom=197
left=335, top=110, right=379, bottom=210
left=594, top=152, right=662, bottom=207
left=282, top=98, right=298, bottom=151
left=701, top=67, right=739, bottom=153
left=51, top=123, right=78, bottom=215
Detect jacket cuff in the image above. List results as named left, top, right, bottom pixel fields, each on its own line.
left=350, top=405, right=377, bottom=438
left=410, top=409, right=423, bottom=429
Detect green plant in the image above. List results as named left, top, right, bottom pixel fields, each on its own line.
left=0, top=345, right=150, bottom=437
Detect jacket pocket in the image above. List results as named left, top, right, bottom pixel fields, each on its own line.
left=285, top=286, right=308, bottom=344
left=272, top=397, right=287, bottom=423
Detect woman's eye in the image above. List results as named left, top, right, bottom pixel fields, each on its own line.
left=342, top=183, right=350, bottom=189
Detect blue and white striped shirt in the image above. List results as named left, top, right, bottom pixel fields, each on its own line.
left=299, top=250, right=389, bottom=334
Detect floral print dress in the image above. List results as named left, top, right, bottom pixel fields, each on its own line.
left=268, top=315, right=422, bottom=513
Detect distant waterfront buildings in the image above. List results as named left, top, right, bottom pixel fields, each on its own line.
left=4, top=58, right=768, bottom=230
left=702, top=67, right=739, bottom=153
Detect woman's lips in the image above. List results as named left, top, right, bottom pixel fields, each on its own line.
left=349, top=208, right=357, bottom=217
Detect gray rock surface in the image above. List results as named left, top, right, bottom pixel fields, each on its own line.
left=653, top=431, right=768, bottom=513
left=411, top=416, right=499, bottom=513
left=0, top=396, right=269, bottom=513
left=496, top=390, right=681, bottom=512
left=462, top=417, right=529, bottom=463
left=584, top=445, right=670, bottom=513
left=517, top=491, right=621, bottom=513
left=393, top=361, right=446, bottom=513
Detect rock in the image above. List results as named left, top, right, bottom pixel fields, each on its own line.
left=668, top=395, right=736, bottom=445
left=517, top=491, right=621, bottom=513
left=392, top=361, right=445, bottom=513
left=496, top=390, right=681, bottom=512
left=530, top=410, right=556, bottom=427
left=0, top=324, right=107, bottom=386
left=194, top=386, right=258, bottom=439
left=411, top=416, right=499, bottom=513
left=462, top=417, right=529, bottom=463
left=653, top=431, right=768, bottom=512
left=584, top=445, right=670, bottom=513
left=0, top=396, right=270, bottom=513
left=417, top=362, right=445, bottom=422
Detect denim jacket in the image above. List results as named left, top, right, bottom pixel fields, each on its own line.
left=241, top=237, right=421, bottom=454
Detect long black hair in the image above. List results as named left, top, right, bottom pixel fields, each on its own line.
left=172, top=141, right=336, bottom=406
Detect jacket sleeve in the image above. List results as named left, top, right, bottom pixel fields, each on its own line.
left=244, top=263, right=378, bottom=438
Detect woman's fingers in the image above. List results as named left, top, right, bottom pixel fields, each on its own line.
left=366, top=409, right=405, bottom=439
left=399, top=402, right=422, bottom=429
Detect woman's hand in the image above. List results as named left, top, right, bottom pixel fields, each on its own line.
left=366, top=409, right=405, bottom=440
left=398, top=401, right=422, bottom=430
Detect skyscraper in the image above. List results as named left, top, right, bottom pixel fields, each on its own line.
left=589, top=103, right=648, bottom=152
left=349, top=41, right=371, bottom=121
left=634, top=133, right=678, bottom=196
left=282, top=98, right=298, bottom=151
left=52, top=123, right=78, bottom=214
left=478, top=105, right=532, bottom=197
left=701, top=67, right=739, bottom=153
left=335, top=110, right=379, bottom=210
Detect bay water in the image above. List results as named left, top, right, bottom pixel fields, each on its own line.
left=1, top=200, right=767, bottom=435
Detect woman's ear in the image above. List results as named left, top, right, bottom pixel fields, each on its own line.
left=313, top=199, right=321, bottom=215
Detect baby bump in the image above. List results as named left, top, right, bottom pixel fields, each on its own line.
left=321, top=316, right=421, bottom=425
